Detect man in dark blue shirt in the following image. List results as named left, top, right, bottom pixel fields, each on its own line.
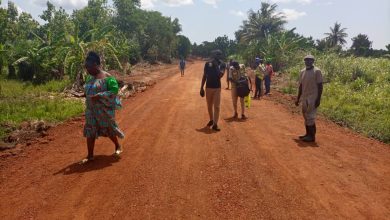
left=200, top=50, right=226, bottom=131
left=179, top=58, right=186, bottom=77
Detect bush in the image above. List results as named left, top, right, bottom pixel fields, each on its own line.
left=285, top=54, right=390, bottom=143
left=0, top=79, right=84, bottom=129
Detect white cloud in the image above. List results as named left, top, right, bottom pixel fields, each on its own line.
left=281, top=8, right=306, bottom=21
left=317, top=1, right=333, bottom=6
left=203, top=0, right=222, bottom=8
left=229, top=10, right=245, bottom=18
left=141, top=0, right=193, bottom=9
left=141, top=0, right=155, bottom=9
left=271, top=0, right=312, bottom=5
left=34, top=0, right=88, bottom=10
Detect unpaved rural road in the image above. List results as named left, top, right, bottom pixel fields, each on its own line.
left=1, top=61, right=389, bottom=219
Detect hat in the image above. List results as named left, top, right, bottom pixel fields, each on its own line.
left=232, top=61, right=240, bottom=68
left=211, top=49, right=222, bottom=58
left=304, top=54, right=315, bottom=60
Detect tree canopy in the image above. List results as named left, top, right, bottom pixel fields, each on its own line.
left=0, top=0, right=190, bottom=84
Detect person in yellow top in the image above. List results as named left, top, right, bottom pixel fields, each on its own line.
left=253, top=57, right=265, bottom=99
left=229, top=62, right=251, bottom=119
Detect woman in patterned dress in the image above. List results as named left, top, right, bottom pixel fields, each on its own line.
left=81, top=51, right=124, bottom=163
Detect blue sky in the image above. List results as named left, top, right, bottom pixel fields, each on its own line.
left=1, top=0, right=389, bottom=49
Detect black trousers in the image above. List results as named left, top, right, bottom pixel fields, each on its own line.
left=254, top=77, right=262, bottom=97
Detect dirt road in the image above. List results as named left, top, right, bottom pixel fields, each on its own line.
left=1, top=61, right=389, bottom=219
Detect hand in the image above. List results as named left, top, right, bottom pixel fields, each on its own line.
left=315, top=99, right=321, bottom=108
left=200, top=88, right=205, bottom=97
left=295, top=100, right=300, bottom=106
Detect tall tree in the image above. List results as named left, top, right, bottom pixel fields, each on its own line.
left=72, top=0, right=111, bottom=38
left=177, top=35, right=191, bottom=58
left=324, top=22, right=348, bottom=47
left=351, top=34, right=372, bottom=57
left=236, top=2, right=286, bottom=44
left=112, top=0, right=141, bottom=38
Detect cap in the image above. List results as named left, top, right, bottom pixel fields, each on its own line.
left=211, top=49, right=222, bottom=58
left=304, top=54, right=315, bottom=60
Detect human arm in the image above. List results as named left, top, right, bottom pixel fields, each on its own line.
left=200, top=65, right=206, bottom=97
left=218, top=62, right=226, bottom=78
left=315, top=83, right=323, bottom=108
left=248, top=76, right=253, bottom=91
left=295, top=84, right=302, bottom=106
left=93, top=77, right=119, bottom=100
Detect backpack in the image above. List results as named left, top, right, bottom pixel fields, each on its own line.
left=236, top=76, right=251, bottom=98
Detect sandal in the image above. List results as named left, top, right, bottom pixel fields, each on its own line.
left=114, top=145, right=123, bottom=156
left=79, top=157, right=94, bottom=164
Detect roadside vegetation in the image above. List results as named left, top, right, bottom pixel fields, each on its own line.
left=0, top=0, right=191, bottom=140
left=0, top=77, right=84, bottom=139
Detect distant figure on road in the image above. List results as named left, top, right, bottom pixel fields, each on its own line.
left=253, top=57, right=265, bottom=99
left=226, top=59, right=233, bottom=90
left=179, top=58, right=186, bottom=77
left=81, top=51, right=124, bottom=163
left=229, top=62, right=252, bottom=120
left=264, top=60, right=274, bottom=96
left=200, top=49, right=226, bottom=131
left=295, top=55, right=323, bottom=142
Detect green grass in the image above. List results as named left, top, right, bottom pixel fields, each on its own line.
left=285, top=54, right=390, bottom=143
left=0, top=78, right=84, bottom=139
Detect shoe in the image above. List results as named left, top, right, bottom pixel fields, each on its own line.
left=114, top=145, right=123, bottom=156
left=302, top=135, right=315, bottom=142
left=241, top=114, right=247, bottom=120
left=212, top=125, right=220, bottom=131
left=302, top=125, right=316, bottom=142
left=207, top=120, right=214, bottom=127
left=233, top=113, right=238, bottom=119
left=79, top=157, right=94, bottom=164
left=299, top=126, right=309, bottom=139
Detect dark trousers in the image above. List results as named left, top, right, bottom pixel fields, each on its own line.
left=264, top=75, right=271, bottom=94
left=254, top=77, right=262, bottom=98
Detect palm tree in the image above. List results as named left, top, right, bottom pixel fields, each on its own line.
left=324, top=22, right=348, bottom=47
left=237, top=2, right=286, bottom=44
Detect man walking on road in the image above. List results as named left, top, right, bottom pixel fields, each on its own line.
left=226, top=59, right=233, bottom=90
left=253, top=57, right=265, bottom=99
left=295, top=55, right=323, bottom=142
left=179, top=58, right=186, bottom=77
left=200, top=50, right=226, bottom=131
left=264, top=60, right=274, bottom=96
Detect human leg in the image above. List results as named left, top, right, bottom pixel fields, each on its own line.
left=231, top=88, right=238, bottom=116
left=213, top=89, right=221, bottom=126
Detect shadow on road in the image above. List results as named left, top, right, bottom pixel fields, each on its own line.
left=195, top=126, right=218, bottom=134
left=53, top=155, right=120, bottom=175
left=224, top=117, right=247, bottom=123
left=293, top=139, right=320, bottom=148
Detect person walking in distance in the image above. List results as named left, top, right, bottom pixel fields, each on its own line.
left=226, top=59, right=233, bottom=90
left=179, top=58, right=186, bottom=77
left=295, top=55, right=323, bottom=142
left=253, top=57, right=265, bottom=99
left=229, top=62, right=251, bottom=120
left=264, top=60, right=274, bottom=96
left=200, top=50, right=226, bottom=131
